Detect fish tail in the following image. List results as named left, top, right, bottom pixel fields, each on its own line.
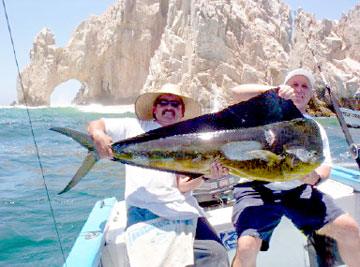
left=50, top=127, right=99, bottom=194
left=50, top=127, right=95, bottom=151
left=58, top=152, right=98, bottom=195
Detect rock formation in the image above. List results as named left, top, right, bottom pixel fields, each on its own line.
left=17, top=0, right=360, bottom=113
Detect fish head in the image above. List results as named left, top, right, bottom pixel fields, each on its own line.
left=285, top=148, right=324, bottom=169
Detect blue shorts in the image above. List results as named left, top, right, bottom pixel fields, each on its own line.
left=231, top=182, right=345, bottom=251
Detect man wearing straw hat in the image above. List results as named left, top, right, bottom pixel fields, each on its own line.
left=88, top=83, right=229, bottom=267
left=230, top=69, right=360, bottom=267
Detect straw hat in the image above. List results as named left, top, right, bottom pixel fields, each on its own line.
left=284, top=68, right=315, bottom=90
left=135, top=83, right=201, bottom=121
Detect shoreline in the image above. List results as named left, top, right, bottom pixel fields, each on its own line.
left=0, top=104, right=135, bottom=114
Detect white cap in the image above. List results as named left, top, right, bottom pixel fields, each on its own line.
left=284, top=68, right=315, bottom=90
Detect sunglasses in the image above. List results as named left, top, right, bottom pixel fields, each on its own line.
left=156, top=100, right=182, bottom=108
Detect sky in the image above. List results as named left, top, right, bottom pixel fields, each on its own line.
left=0, top=0, right=359, bottom=106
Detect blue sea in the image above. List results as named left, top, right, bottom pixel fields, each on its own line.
left=1, top=105, right=360, bottom=266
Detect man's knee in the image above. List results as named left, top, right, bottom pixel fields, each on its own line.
left=319, top=214, right=360, bottom=243
left=236, top=236, right=262, bottom=255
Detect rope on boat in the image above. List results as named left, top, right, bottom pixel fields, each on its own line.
left=295, top=12, right=360, bottom=169
left=1, top=0, right=67, bottom=264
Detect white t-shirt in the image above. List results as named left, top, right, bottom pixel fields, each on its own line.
left=264, top=115, right=332, bottom=190
left=102, top=118, right=205, bottom=220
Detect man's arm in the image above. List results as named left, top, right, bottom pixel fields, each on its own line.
left=302, top=121, right=332, bottom=186
left=231, top=84, right=277, bottom=102
left=302, top=165, right=332, bottom=186
left=87, top=119, right=114, bottom=158
left=231, top=84, right=299, bottom=103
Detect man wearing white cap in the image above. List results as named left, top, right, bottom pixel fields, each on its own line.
left=88, top=83, right=229, bottom=267
left=230, top=69, right=360, bottom=267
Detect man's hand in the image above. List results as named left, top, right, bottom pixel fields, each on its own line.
left=301, top=170, right=321, bottom=186
left=204, top=160, right=229, bottom=179
left=301, top=165, right=331, bottom=186
left=177, top=161, right=229, bottom=193
left=91, top=131, right=114, bottom=158
left=88, top=119, right=113, bottom=158
left=278, top=84, right=296, bottom=101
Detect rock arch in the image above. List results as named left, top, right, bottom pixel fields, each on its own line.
left=18, top=0, right=168, bottom=106
left=50, top=79, right=82, bottom=106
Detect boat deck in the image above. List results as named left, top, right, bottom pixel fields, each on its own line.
left=98, top=178, right=358, bottom=267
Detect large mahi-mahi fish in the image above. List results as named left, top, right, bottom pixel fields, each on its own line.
left=51, top=89, right=324, bottom=194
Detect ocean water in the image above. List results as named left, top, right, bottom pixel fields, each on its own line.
left=0, top=106, right=134, bottom=266
left=1, top=106, right=360, bottom=266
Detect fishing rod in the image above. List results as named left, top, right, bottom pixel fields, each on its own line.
left=1, top=0, right=67, bottom=265
left=296, top=14, right=360, bottom=169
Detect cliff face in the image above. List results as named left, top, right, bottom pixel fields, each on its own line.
left=18, top=0, right=360, bottom=112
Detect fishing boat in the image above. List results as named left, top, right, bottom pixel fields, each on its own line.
left=340, top=107, right=360, bottom=128
left=63, top=166, right=359, bottom=267
left=59, top=90, right=360, bottom=267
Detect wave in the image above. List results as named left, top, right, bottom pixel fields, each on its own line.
left=76, top=104, right=135, bottom=114
left=0, top=105, right=49, bottom=109
left=0, top=222, right=53, bottom=252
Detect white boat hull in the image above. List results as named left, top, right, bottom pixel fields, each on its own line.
left=340, top=107, right=360, bottom=128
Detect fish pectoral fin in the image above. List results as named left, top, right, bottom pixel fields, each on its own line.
left=221, top=141, right=262, bottom=161
left=246, top=150, right=282, bottom=163
left=58, top=152, right=99, bottom=195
